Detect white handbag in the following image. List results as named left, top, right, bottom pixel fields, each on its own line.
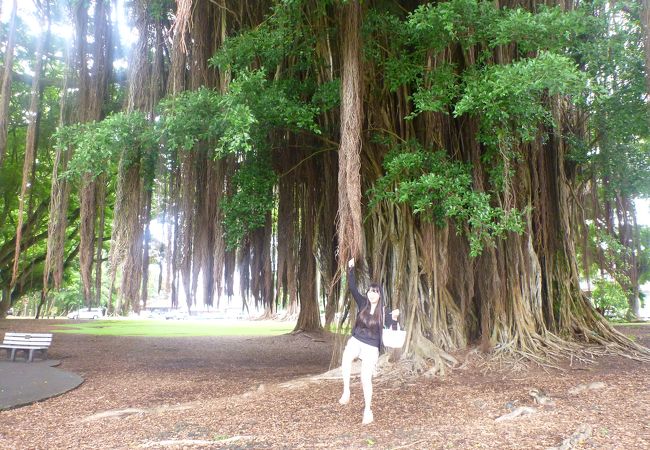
left=382, top=323, right=406, bottom=349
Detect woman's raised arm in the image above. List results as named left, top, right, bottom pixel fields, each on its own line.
left=347, top=258, right=366, bottom=308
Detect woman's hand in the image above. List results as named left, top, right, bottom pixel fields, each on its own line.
left=391, top=309, right=400, bottom=320
left=348, top=258, right=355, bottom=268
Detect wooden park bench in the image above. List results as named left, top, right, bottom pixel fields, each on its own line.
left=0, top=332, right=53, bottom=362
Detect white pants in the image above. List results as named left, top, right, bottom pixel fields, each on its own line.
left=343, top=336, right=379, bottom=367
left=341, top=337, right=379, bottom=411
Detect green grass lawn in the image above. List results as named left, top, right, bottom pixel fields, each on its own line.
left=52, top=319, right=296, bottom=337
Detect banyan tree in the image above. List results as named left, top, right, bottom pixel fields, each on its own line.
left=2, top=0, right=648, bottom=372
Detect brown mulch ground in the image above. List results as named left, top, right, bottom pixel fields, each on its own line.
left=0, top=319, right=649, bottom=450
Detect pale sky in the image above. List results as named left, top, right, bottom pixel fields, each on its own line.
left=637, top=199, right=650, bottom=226
left=1, top=0, right=137, bottom=47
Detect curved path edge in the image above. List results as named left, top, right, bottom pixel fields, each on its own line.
left=0, top=360, right=84, bottom=410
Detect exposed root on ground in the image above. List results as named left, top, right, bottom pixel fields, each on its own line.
left=477, top=329, right=650, bottom=374
left=252, top=312, right=278, bottom=320
left=568, top=381, right=606, bottom=395
left=494, top=406, right=537, bottom=422
left=139, top=436, right=253, bottom=448
left=278, top=311, right=299, bottom=321
left=366, top=325, right=650, bottom=382
left=290, top=329, right=328, bottom=342
left=80, top=404, right=194, bottom=423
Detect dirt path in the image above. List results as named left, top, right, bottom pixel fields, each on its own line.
left=0, top=319, right=648, bottom=449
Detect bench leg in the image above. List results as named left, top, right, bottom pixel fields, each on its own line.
left=32, top=349, right=47, bottom=362
left=19, top=348, right=30, bottom=362
left=2, top=348, right=49, bottom=362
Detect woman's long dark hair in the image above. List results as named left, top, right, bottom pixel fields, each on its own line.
left=356, top=282, right=383, bottom=331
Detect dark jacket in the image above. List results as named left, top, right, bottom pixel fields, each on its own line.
left=348, top=268, right=397, bottom=349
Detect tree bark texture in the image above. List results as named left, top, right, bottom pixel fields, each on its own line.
left=337, top=0, right=364, bottom=268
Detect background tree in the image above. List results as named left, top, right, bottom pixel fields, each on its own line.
left=11, top=0, right=51, bottom=292
left=573, top=0, right=650, bottom=320
left=0, top=0, right=17, bottom=166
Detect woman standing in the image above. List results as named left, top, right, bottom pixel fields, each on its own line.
left=339, top=258, right=399, bottom=424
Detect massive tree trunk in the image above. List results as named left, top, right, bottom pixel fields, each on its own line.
left=335, top=0, right=649, bottom=374
left=0, top=0, right=17, bottom=166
